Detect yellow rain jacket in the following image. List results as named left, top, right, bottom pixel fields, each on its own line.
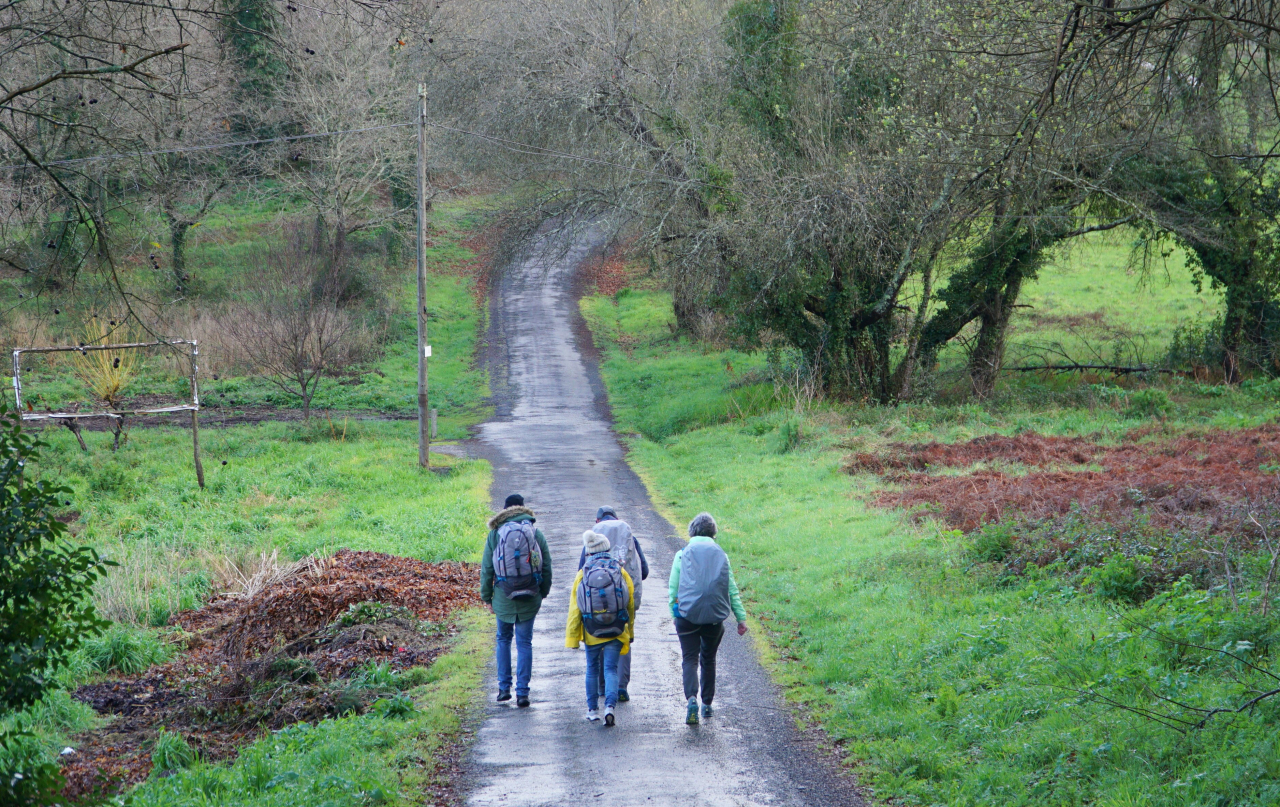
left=565, top=565, right=636, bottom=654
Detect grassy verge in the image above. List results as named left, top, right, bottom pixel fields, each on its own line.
left=37, top=421, right=490, bottom=625
left=126, top=609, right=489, bottom=807
left=583, top=286, right=1280, bottom=806
left=2, top=424, right=492, bottom=801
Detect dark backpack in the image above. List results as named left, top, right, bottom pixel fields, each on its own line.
left=577, top=554, right=629, bottom=639
left=493, top=520, right=543, bottom=599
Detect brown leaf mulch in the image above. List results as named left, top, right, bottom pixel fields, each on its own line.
left=59, top=550, right=479, bottom=803
left=851, top=426, right=1280, bottom=532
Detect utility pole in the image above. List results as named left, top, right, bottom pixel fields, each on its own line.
left=416, top=84, right=431, bottom=468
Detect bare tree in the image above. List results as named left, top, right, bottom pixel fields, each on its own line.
left=228, top=225, right=371, bottom=420
left=0, top=0, right=218, bottom=292
left=266, top=0, right=426, bottom=262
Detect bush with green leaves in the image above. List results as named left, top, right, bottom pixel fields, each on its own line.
left=1085, top=553, right=1149, bottom=603
left=0, top=400, right=112, bottom=804
left=0, top=399, right=112, bottom=710
left=1124, top=388, right=1172, bottom=418
left=372, top=693, right=416, bottom=719
left=967, top=522, right=1016, bottom=564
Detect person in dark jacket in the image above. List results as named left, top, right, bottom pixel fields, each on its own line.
left=480, top=493, right=552, bottom=707
left=580, top=506, right=648, bottom=701
left=668, top=512, right=747, bottom=725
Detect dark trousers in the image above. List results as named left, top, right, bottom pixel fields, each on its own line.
left=674, top=617, right=725, bottom=705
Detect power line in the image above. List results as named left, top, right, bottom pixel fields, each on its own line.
left=0, top=117, right=705, bottom=186
left=5, top=117, right=1280, bottom=226
left=0, top=123, right=414, bottom=171
left=422, top=121, right=701, bottom=185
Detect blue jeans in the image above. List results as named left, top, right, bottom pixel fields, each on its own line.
left=495, top=616, right=534, bottom=697
left=584, top=640, right=623, bottom=710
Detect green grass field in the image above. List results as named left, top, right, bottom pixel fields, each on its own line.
left=127, top=610, right=490, bottom=807
left=916, top=233, right=1224, bottom=376
left=582, top=267, right=1280, bottom=806
left=3, top=424, right=493, bottom=803
left=1, top=193, right=500, bottom=802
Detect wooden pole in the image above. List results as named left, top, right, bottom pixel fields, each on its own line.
left=190, top=341, right=205, bottom=488
left=190, top=409, right=205, bottom=489
left=416, top=84, right=431, bottom=468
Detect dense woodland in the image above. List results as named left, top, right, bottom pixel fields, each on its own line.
left=5, top=1, right=1280, bottom=805
left=3, top=1, right=1280, bottom=396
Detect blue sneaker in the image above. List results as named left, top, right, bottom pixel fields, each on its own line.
left=686, top=697, right=699, bottom=725
left=702, top=703, right=713, bottom=718
left=617, top=689, right=630, bottom=703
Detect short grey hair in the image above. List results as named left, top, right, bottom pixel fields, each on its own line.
left=688, top=512, right=717, bottom=538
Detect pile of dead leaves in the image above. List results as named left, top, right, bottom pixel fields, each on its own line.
left=184, top=549, right=478, bottom=659
left=60, top=550, right=479, bottom=802
left=851, top=426, right=1280, bottom=533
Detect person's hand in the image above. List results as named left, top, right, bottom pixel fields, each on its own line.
left=737, top=621, right=748, bottom=636
left=486, top=602, right=494, bottom=614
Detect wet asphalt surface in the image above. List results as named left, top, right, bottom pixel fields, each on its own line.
left=460, top=222, right=863, bottom=807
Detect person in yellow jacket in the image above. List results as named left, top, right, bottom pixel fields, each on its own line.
left=565, top=530, right=636, bottom=726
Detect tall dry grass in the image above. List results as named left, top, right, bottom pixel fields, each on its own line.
left=93, top=541, right=303, bottom=625
left=145, top=303, right=255, bottom=379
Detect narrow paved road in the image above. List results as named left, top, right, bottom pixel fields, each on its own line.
left=463, top=223, right=861, bottom=807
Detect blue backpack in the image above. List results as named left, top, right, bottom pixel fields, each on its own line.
left=577, top=554, right=629, bottom=638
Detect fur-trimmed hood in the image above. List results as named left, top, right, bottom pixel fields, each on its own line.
left=488, top=505, right=535, bottom=531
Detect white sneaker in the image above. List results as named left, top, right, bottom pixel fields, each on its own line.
left=585, top=709, right=600, bottom=722
left=604, top=706, right=615, bottom=727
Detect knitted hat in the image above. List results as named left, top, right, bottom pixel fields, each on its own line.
left=583, top=529, right=611, bottom=554
left=503, top=493, right=524, bottom=508
left=688, top=512, right=717, bottom=538
left=595, top=505, right=618, bottom=521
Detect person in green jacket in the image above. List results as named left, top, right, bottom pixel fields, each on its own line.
left=668, top=512, right=747, bottom=725
left=480, top=493, right=552, bottom=707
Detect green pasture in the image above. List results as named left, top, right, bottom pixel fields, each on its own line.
left=582, top=274, right=1280, bottom=806
left=1, top=420, right=492, bottom=801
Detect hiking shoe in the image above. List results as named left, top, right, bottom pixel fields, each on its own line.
left=516, top=696, right=530, bottom=708
left=496, top=690, right=512, bottom=702
left=617, top=689, right=629, bottom=703
left=686, top=697, right=699, bottom=725
left=604, top=707, right=615, bottom=727
left=585, top=710, right=600, bottom=722
left=702, top=703, right=713, bottom=718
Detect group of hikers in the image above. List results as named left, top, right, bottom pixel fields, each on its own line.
left=479, top=493, right=749, bottom=727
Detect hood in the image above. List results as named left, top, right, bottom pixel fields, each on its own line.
left=592, top=519, right=633, bottom=545
left=488, top=505, right=535, bottom=531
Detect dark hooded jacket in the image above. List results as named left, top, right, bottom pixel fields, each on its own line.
left=480, top=506, right=553, bottom=623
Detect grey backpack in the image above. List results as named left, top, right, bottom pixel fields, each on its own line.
left=577, top=554, right=629, bottom=639
left=593, top=520, right=643, bottom=605
left=493, top=520, right=543, bottom=599
left=676, top=541, right=731, bottom=624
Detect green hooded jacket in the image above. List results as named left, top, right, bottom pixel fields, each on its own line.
left=480, top=506, right=553, bottom=623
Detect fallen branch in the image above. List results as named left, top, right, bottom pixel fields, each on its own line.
left=1003, top=363, right=1179, bottom=375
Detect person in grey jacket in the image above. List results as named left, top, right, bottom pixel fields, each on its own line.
left=581, top=506, right=648, bottom=701
left=668, top=512, right=747, bottom=725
